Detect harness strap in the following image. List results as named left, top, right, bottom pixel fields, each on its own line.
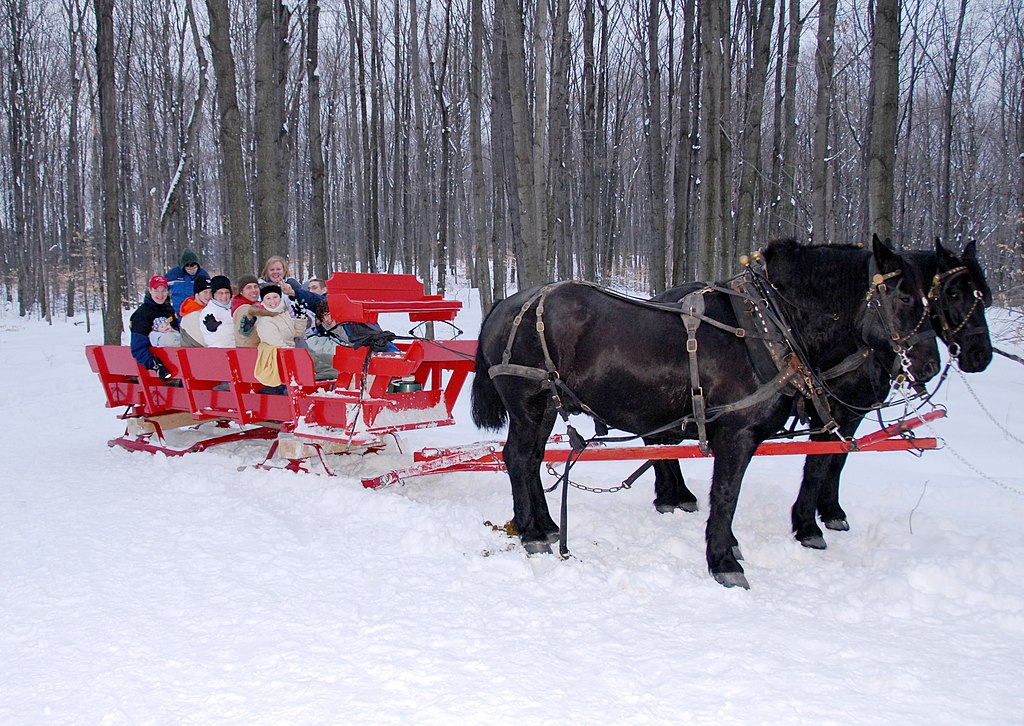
left=679, top=290, right=710, bottom=455
left=818, top=348, right=873, bottom=381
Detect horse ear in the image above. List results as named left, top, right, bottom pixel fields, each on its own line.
left=963, top=239, right=978, bottom=261
left=871, top=234, right=900, bottom=273
left=935, top=237, right=956, bottom=265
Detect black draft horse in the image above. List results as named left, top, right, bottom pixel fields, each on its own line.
left=472, top=238, right=941, bottom=588
left=794, top=239, right=993, bottom=542
left=648, top=239, right=992, bottom=550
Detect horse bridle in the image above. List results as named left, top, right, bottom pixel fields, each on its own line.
left=861, top=269, right=932, bottom=384
left=926, top=265, right=986, bottom=359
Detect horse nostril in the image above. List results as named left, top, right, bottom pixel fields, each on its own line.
left=922, top=360, right=940, bottom=380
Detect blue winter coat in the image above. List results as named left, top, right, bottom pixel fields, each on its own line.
left=165, top=264, right=211, bottom=315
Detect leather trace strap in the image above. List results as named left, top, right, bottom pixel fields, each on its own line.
left=679, top=289, right=711, bottom=454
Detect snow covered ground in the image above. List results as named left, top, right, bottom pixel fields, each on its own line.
left=2, top=292, right=1023, bottom=725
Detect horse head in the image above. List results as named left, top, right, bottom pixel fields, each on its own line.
left=861, top=235, right=941, bottom=384
left=931, top=238, right=993, bottom=373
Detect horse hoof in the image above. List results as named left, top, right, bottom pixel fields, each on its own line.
left=655, top=501, right=698, bottom=514
left=823, top=518, right=850, bottom=532
left=523, top=540, right=553, bottom=555
left=732, top=545, right=744, bottom=561
left=545, top=530, right=561, bottom=544
left=713, top=571, right=750, bottom=590
left=799, top=535, right=828, bottom=550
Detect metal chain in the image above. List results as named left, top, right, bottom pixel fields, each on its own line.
left=922, top=420, right=1024, bottom=497
left=954, top=367, right=1024, bottom=446
left=544, top=463, right=635, bottom=493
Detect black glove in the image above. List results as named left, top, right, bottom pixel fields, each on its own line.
left=151, top=359, right=173, bottom=381
left=203, top=313, right=222, bottom=332
left=239, top=315, right=256, bottom=335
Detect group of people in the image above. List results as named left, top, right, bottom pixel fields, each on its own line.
left=129, top=248, right=369, bottom=385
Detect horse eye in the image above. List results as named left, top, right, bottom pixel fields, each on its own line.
left=899, top=292, right=913, bottom=305
left=949, top=289, right=962, bottom=300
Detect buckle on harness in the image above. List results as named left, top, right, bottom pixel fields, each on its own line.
left=686, top=338, right=698, bottom=353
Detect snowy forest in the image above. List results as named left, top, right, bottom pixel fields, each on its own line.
left=1, top=0, right=1023, bottom=342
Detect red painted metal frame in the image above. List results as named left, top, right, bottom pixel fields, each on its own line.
left=360, top=409, right=946, bottom=489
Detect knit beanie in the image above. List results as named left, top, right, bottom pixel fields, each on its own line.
left=210, top=275, right=232, bottom=294
left=193, top=276, right=211, bottom=294
left=260, top=284, right=282, bottom=300
left=237, top=274, right=259, bottom=291
left=180, top=248, right=199, bottom=267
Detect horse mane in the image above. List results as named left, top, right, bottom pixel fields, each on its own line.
left=762, top=238, right=869, bottom=316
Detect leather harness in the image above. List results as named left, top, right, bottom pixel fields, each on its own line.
left=487, top=262, right=929, bottom=456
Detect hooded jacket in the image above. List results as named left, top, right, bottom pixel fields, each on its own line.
left=164, top=249, right=210, bottom=315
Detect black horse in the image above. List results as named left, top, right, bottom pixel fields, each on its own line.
left=792, top=239, right=992, bottom=543
left=472, top=237, right=940, bottom=588
left=649, top=239, right=991, bottom=549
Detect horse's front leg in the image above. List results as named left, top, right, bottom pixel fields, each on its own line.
left=791, top=412, right=863, bottom=546
left=503, top=396, right=560, bottom=553
left=705, top=429, right=759, bottom=589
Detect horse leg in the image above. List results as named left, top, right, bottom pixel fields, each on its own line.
left=791, top=413, right=862, bottom=546
left=502, top=393, right=560, bottom=553
left=705, top=430, right=759, bottom=589
left=815, top=452, right=851, bottom=531
left=650, top=457, right=699, bottom=513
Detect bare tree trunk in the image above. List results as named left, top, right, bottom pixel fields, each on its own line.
left=94, top=0, right=124, bottom=344
left=939, top=0, right=969, bottom=244
left=581, top=0, right=598, bottom=281
left=254, top=0, right=289, bottom=264
left=307, top=0, right=329, bottom=277
left=671, top=0, right=697, bottom=285
left=811, top=0, right=838, bottom=243
left=497, top=0, right=542, bottom=287
left=160, top=0, right=208, bottom=248
left=699, top=0, right=731, bottom=277
left=205, top=0, right=253, bottom=277
left=866, top=0, right=901, bottom=244
left=65, top=0, right=86, bottom=318
left=769, top=0, right=802, bottom=239
left=427, top=0, right=452, bottom=299
left=548, top=0, right=572, bottom=280
left=6, top=0, right=30, bottom=316
left=735, top=0, right=776, bottom=254
left=469, top=0, right=492, bottom=310
left=645, top=0, right=667, bottom=293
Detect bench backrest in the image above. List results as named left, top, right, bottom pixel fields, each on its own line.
left=325, top=271, right=461, bottom=324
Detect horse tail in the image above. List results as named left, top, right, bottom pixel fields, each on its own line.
left=471, top=313, right=508, bottom=431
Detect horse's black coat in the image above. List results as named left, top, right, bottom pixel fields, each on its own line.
left=472, top=238, right=941, bottom=588
left=651, top=239, right=992, bottom=550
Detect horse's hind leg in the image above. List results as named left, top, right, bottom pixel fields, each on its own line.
left=502, top=391, right=560, bottom=553
left=650, top=458, right=699, bottom=513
